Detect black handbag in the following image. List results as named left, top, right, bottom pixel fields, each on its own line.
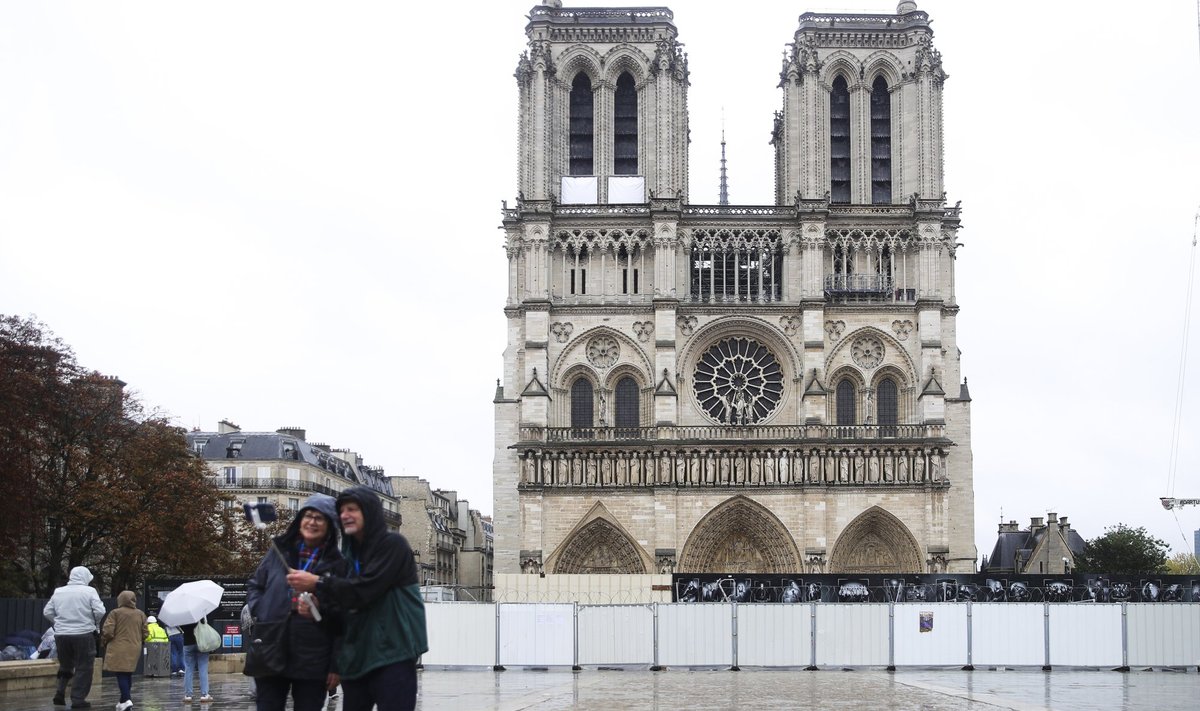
left=242, top=618, right=288, bottom=678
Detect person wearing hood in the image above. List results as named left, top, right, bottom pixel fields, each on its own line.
left=43, top=565, right=106, bottom=709
left=101, top=590, right=147, bottom=711
left=288, top=486, right=427, bottom=711
left=247, top=493, right=345, bottom=711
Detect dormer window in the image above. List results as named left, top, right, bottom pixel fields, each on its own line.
left=227, top=440, right=244, bottom=458
left=282, top=441, right=296, bottom=460
left=193, top=439, right=208, bottom=454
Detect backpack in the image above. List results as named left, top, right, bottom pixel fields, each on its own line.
left=194, top=617, right=221, bottom=653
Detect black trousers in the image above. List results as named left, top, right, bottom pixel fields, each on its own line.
left=341, top=659, right=417, bottom=711
left=254, top=676, right=327, bottom=711
left=54, top=633, right=96, bottom=704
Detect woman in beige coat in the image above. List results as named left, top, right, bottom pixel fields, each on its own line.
left=101, top=590, right=147, bottom=711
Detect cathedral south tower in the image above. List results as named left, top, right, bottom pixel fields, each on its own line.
left=494, top=1, right=975, bottom=578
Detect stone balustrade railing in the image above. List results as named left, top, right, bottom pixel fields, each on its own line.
left=519, top=423, right=944, bottom=444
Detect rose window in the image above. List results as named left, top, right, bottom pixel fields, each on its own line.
left=586, top=335, right=620, bottom=369
left=851, top=335, right=884, bottom=369
left=692, top=337, right=784, bottom=424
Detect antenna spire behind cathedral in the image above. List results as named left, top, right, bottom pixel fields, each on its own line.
left=718, top=108, right=729, bottom=205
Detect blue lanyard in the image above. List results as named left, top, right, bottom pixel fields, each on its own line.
left=297, top=544, right=320, bottom=572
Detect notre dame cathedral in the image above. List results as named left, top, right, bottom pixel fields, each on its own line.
left=493, top=1, right=975, bottom=577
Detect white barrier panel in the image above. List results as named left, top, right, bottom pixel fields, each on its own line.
left=658, top=603, right=733, bottom=667
left=971, top=603, right=1044, bottom=667
left=498, top=603, right=574, bottom=666
left=423, top=602, right=496, bottom=666
left=893, top=603, right=968, bottom=666
left=815, top=604, right=889, bottom=666
left=1049, top=604, right=1122, bottom=667
left=578, top=605, right=654, bottom=666
left=1127, top=603, right=1200, bottom=667
left=736, top=604, right=811, bottom=667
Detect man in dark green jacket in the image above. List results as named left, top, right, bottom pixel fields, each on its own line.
left=288, top=486, right=427, bottom=711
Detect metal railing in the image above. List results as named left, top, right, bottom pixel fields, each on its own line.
left=208, top=477, right=401, bottom=526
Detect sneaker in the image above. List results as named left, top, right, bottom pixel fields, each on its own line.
left=198, top=696, right=213, bottom=704
left=116, top=701, right=134, bottom=711
left=182, top=696, right=192, bottom=704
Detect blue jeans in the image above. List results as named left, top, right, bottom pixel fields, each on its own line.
left=115, top=672, right=132, bottom=703
left=170, top=634, right=184, bottom=671
left=183, top=645, right=209, bottom=697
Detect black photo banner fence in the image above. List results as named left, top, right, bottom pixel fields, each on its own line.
left=671, top=573, right=1200, bottom=604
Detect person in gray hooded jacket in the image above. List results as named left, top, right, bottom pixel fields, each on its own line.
left=43, top=565, right=106, bottom=708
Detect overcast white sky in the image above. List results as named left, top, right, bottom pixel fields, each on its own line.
left=3, top=1, right=1199, bottom=563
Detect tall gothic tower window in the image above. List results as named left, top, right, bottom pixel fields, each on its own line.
left=870, top=76, right=892, bottom=204
left=614, top=376, right=639, bottom=432
left=614, top=72, right=638, bottom=175
left=829, top=75, right=851, bottom=204
left=877, top=378, right=898, bottom=430
left=836, top=379, right=856, bottom=426
left=570, top=73, right=594, bottom=176
left=571, top=377, right=594, bottom=430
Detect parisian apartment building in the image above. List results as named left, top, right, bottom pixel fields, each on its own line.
left=188, top=421, right=493, bottom=598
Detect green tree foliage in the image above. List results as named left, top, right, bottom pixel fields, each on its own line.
left=1165, top=552, right=1200, bottom=575
left=1074, top=523, right=1170, bottom=575
left=0, top=315, right=251, bottom=597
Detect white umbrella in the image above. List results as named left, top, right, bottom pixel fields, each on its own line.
left=157, top=580, right=225, bottom=627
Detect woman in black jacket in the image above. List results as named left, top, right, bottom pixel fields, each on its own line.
left=246, top=494, right=344, bottom=711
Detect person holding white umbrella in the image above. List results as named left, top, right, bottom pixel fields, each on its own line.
left=157, top=580, right=224, bottom=704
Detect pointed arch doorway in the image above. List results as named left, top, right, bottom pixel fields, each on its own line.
left=828, top=506, right=923, bottom=573
left=678, top=496, right=802, bottom=573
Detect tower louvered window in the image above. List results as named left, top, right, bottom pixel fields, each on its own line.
left=570, top=73, right=594, bottom=176
left=871, top=76, right=892, bottom=204
left=830, top=76, right=851, bottom=204
left=614, top=72, right=638, bottom=175
left=836, top=379, right=856, bottom=426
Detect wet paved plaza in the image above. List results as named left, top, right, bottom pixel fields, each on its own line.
left=3, top=667, right=1197, bottom=710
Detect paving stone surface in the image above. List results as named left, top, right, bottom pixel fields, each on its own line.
left=3, top=668, right=1197, bottom=710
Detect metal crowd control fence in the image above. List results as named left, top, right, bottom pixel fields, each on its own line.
left=421, top=602, right=1200, bottom=671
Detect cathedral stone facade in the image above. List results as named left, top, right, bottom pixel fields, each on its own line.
left=494, top=1, right=975, bottom=576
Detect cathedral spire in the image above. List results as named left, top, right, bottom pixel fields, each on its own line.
left=718, top=110, right=729, bottom=205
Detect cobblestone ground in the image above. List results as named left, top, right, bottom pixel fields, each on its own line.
left=4, top=668, right=1197, bottom=710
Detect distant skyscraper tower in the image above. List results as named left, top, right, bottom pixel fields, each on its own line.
left=1194, top=529, right=1199, bottom=560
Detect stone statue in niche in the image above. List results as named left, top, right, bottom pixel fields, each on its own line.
left=868, top=453, right=880, bottom=483
left=930, top=453, right=943, bottom=481
left=882, top=453, right=894, bottom=482
left=898, top=453, right=910, bottom=482
left=585, top=454, right=598, bottom=485
left=599, top=454, right=611, bottom=486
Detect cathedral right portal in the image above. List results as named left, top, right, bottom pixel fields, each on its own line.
left=493, top=1, right=975, bottom=577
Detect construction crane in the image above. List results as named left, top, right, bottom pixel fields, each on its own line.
left=1160, top=498, right=1200, bottom=510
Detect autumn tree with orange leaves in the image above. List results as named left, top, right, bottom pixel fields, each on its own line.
left=0, top=315, right=255, bottom=597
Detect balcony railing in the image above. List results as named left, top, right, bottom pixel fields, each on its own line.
left=519, top=423, right=944, bottom=445
left=208, top=477, right=401, bottom=526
